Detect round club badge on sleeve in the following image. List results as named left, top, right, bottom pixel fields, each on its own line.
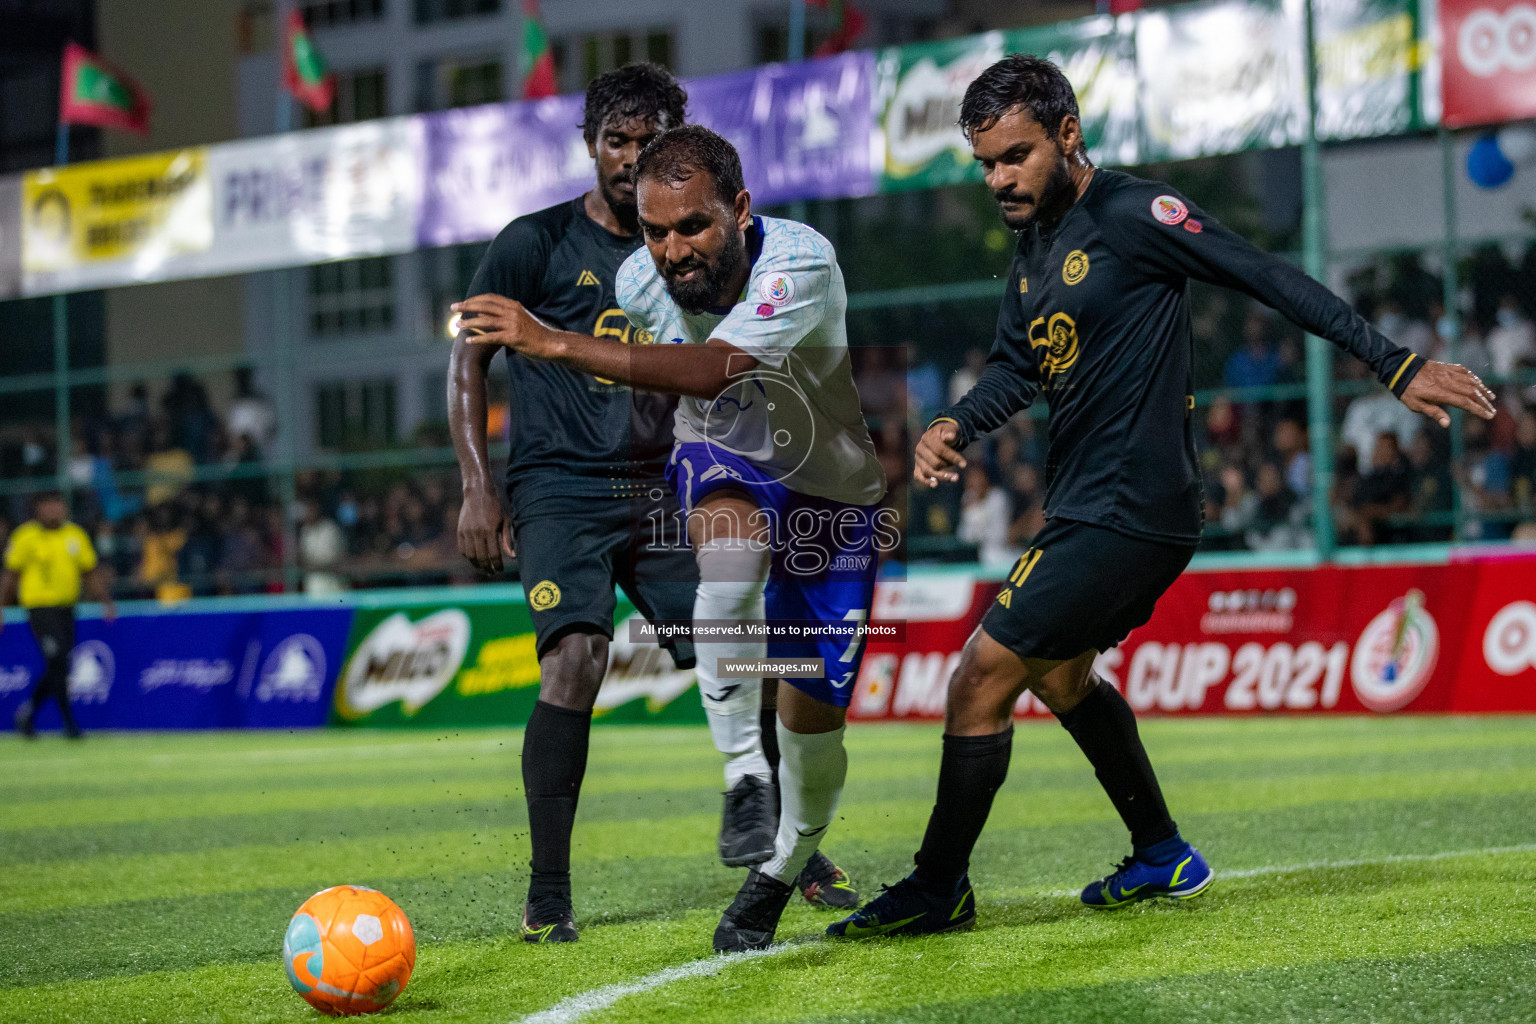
left=1152, top=195, right=1189, bottom=226
left=758, top=273, right=796, bottom=307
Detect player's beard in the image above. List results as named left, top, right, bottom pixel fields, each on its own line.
left=663, top=228, right=747, bottom=315
left=995, top=158, right=1075, bottom=231
left=599, top=172, right=639, bottom=226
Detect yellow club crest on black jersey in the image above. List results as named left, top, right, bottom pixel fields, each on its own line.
left=1046, top=313, right=1081, bottom=376
left=529, top=580, right=562, bottom=611
left=1062, top=250, right=1090, bottom=286
left=1019, top=277, right=1029, bottom=293
left=576, top=269, right=600, bottom=286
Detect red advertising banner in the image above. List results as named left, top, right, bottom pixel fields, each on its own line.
left=1439, top=0, right=1536, bottom=127
left=851, top=553, right=1536, bottom=720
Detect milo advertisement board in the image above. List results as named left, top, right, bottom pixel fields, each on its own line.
left=330, top=595, right=704, bottom=727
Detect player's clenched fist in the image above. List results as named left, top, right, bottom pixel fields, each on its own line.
left=914, top=420, right=968, bottom=489
left=456, top=488, right=514, bottom=575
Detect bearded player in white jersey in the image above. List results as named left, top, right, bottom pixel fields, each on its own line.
left=453, top=124, right=888, bottom=952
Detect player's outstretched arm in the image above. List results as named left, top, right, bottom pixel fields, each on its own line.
left=914, top=420, right=968, bottom=489
left=1398, top=359, right=1497, bottom=427
left=453, top=293, right=757, bottom=399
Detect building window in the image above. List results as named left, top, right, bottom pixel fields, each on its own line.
left=414, top=57, right=503, bottom=112
left=308, top=257, right=395, bottom=336
left=421, top=242, right=490, bottom=336
left=302, top=0, right=385, bottom=28
left=413, top=0, right=499, bottom=24
left=317, top=378, right=397, bottom=449
left=303, top=67, right=388, bottom=127
left=556, top=28, right=673, bottom=92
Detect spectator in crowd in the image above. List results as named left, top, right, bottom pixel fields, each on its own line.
left=1273, top=417, right=1310, bottom=499
left=137, top=502, right=186, bottom=596
left=956, top=465, right=1014, bottom=568
left=1346, top=432, right=1414, bottom=546
left=1340, top=383, right=1421, bottom=470
left=1513, top=410, right=1536, bottom=513
left=226, top=367, right=277, bottom=457
left=1247, top=462, right=1306, bottom=550
left=1407, top=429, right=1454, bottom=539
left=1206, top=394, right=1243, bottom=451
left=143, top=422, right=194, bottom=508
left=1004, top=462, right=1044, bottom=547
left=162, top=372, right=217, bottom=463
left=1218, top=462, right=1259, bottom=539
left=216, top=497, right=268, bottom=593
left=904, top=341, right=945, bottom=423
left=1223, top=307, right=1282, bottom=388
left=298, top=500, right=347, bottom=595
left=1375, top=298, right=1436, bottom=357
left=855, top=346, right=905, bottom=425
left=1488, top=293, right=1535, bottom=381
left=1430, top=302, right=1495, bottom=379
left=1463, top=416, right=1514, bottom=541
left=949, top=348, right=987, bottom=405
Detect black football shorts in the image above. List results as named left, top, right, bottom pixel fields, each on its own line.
left=511, top=488, right=698, bottom=667
left=981, top=517, right=1195, bottom=661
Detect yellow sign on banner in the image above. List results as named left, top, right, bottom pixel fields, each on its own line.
left=21, top=149, right=212, bottom=281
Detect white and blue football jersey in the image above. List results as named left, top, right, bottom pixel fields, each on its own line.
left=616, top=215, right=885, bottom=507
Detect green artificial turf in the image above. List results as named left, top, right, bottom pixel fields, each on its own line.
left=2, top=716, right=1534, bottom=1023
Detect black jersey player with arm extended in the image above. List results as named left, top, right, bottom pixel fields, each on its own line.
left=447, top=64, right=711, bottom=945
left=830, top=54, right=1497, bottom=940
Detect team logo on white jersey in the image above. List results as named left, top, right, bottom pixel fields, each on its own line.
left=257, top=634, right=327, bottom=702
left=1350, top=590, right=1439, bottom=712
left=758, top=273, right=796, bottom=307
left=1152, top=195, right=1189, bottom=225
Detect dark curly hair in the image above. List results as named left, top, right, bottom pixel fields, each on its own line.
left=958, top=54, right=1079, bottom=143
left=632, top=124, right=745, bottom=208
left=580, top=63, right=688, bottom=145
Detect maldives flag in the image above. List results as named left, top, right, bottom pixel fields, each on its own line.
left=283, top=9, right=336, bottom=113
left=521, top=0, right=557, bottom=99
left=59, top=41, right=151, bottom=135
left=809, top=0, right=867, bottom=56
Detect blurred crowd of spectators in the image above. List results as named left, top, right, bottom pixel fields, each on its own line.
left=0, top=368, right=473, bottom=597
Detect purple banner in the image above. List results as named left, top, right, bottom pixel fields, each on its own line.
left=416, top=53, right=875, bottom=247
left=417, top=95, right=590, bottom=248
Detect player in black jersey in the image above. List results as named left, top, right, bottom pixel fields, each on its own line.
left=831, top=54, right=1498, bottom=939
left=449, top=65, right=852, bottom=944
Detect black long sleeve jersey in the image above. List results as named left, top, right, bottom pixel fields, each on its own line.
left=464, top=197, right=677, bottom=514
left=934, top=169, right=1424, bottom=544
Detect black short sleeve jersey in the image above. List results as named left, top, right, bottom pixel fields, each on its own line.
left=464, top=197, right=676, bottom=511
left=935, top=169, right=1424, bottom=543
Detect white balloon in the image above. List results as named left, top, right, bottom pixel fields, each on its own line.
left=1499, top=123, right=1536, bottom=165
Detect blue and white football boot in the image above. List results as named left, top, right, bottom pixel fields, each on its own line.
left=1081, top=840, right=1214, bottom=908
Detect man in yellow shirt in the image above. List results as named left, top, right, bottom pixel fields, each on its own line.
left=2, top=492, right=116, bottom=738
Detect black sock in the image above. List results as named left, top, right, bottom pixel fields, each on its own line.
left=760, top=706, right=781, bottom=776
left=522, top=700, right=592, bottom=900
left=912, top=728, right=1014, bottom=891
left=1056, top=680, right=1177, bottom=852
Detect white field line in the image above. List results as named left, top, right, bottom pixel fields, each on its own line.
left=514, top=945, right=793, bottom=1024
left=516, top=843, right=1536, bottom=1024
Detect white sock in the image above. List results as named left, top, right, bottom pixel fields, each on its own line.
left=693, top=539, right=772, bottom=788
left=762, top=722, right=847, bottom=884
